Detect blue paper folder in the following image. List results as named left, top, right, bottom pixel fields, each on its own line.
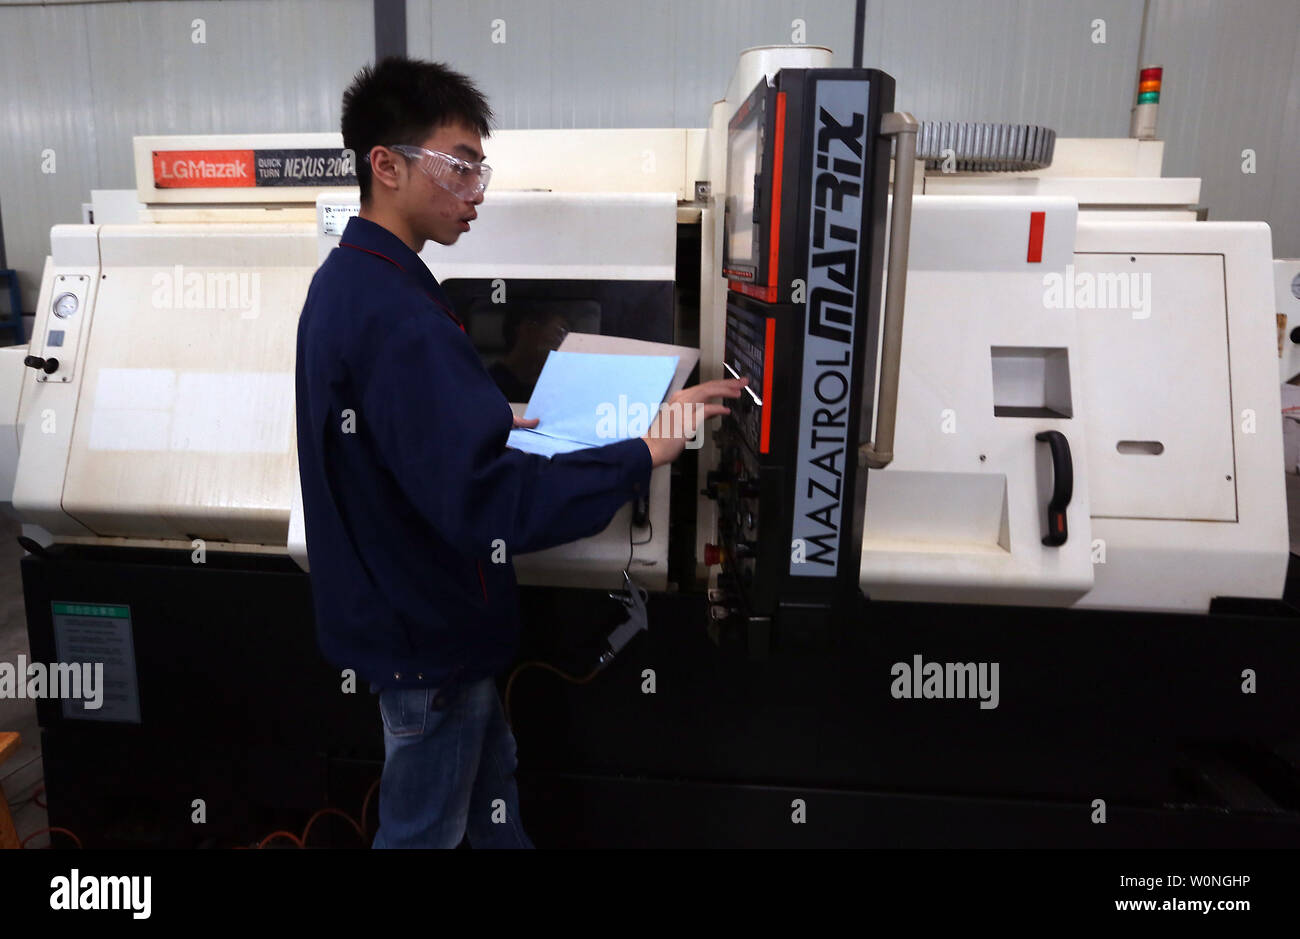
left=506, top=350, right=679, bottom=456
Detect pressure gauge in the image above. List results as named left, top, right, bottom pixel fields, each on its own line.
left=52, top=292, right=79, bottom=319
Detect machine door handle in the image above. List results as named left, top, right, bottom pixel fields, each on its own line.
left=1035, top=430, right=1073, bottom=547
left=861, top=112, right=919, bottom=470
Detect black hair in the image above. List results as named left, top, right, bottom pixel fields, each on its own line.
left=341, top=56, right=493, bottom=202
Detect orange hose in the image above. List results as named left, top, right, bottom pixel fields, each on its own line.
left=20, top=826, right=82, bottom=849
left=301, top=807, right=365, bottom=847
left=257, top=829, right=304, bottom=849
left=360, top=778, right=381, bottom=841
left=503, top=660, right=601, bottom=727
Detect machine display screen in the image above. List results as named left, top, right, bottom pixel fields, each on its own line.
left=725, top=120, right=760, bottom=271
left=723, top=79, right=771, bottom=283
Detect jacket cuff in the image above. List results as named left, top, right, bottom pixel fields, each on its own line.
left=609, top=437, right=654, bottom=496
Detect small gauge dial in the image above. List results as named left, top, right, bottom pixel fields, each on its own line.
left=52, top=292, right=79, bottom=318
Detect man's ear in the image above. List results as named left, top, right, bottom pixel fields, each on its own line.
left=367, top=146, right=404, bottom=195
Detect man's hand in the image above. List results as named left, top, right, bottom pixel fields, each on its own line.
left=513, top=415, right=540, bottom=429
left=641, top=377, right=748, bottom=468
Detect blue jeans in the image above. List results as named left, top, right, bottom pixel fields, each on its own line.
left=372, top=677, right=533, bottom=849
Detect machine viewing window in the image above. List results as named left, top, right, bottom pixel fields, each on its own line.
left=441, top=278, right=674, bottom=403
left=722, top=79, right=773, bottom=285
left=725, top=120, right=760, bottom=269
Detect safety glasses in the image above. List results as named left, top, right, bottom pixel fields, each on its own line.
left=377, top=143, right=492, bottom=200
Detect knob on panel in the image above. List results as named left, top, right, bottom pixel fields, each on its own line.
left=23, top=355, right=59, bottom=375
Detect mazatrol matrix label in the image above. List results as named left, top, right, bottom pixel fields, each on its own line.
left=790, top=78, right=870, bottom=577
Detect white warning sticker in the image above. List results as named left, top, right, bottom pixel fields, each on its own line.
left=322, top=203, right=360, bottom=236
left=51, top=602, right=142, bottom=723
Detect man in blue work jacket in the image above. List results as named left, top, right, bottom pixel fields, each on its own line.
left=295, top=56, right=745, bottom=848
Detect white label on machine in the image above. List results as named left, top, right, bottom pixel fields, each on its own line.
left=170, top=372, right=294, bottom=452
left=51, top=602, right=142, bottom=723
left=322, top=203, right=360, bottom=236
left=88, top=369, right=294, bottom=453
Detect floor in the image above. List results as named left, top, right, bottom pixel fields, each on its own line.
left=0, top=512, right=48, bottom=848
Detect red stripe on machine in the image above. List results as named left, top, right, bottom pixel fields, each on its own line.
left=767, top=93, right=788, bottom=292
left=1027, top=211, right=1045, bottom=263
left=760, top=317, right=776, bottom=454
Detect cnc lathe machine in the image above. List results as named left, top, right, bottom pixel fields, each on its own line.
left=3, top=45, right=1297, bottom=847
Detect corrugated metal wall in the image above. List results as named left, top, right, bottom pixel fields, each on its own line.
left=0, top=0, right=372, bottom=313
left=1143, top=0, right=1300, bottom=258
left=860, top=0, right=1144, bottom=135
left=405, top=0, right=854, bottom=129
left=406, top=0, right=1142, bottom=132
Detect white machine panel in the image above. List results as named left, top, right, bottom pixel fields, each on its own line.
left=1075, top=253, right=1236, bottom=522
left=860, top=196, right=1096, bottom=607
left=58, top=223, right=316, bottom=545
left=857, top=205, right=1285, bottom=612
left=924, top=175, right=1201, bottom=210
left=317, top=190, right=677, bottom=281
left=1074, top=221, right=1286, bottom=612
left=12, top=228, right=102, bottom=537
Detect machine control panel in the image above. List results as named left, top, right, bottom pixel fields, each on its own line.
left=707, top=67, right=900, bottom=651
left=722, top=303, right=772, bottom=455
left=34, top=274, right=90, bottom=382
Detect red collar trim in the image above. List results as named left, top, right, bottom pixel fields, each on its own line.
left=338, top=240, right=466, bottom=333
left=339, top=241, right=405, bottom=271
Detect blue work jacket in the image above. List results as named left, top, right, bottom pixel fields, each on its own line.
left=295, top=216, right=652, bottom=691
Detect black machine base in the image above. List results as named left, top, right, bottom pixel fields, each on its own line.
left=18, top=545, right=1300, bottom=848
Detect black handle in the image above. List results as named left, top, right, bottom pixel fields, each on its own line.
left=1035, top=430, right=1072, bottom=547
left=23, top=355, right=59, bottom=375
